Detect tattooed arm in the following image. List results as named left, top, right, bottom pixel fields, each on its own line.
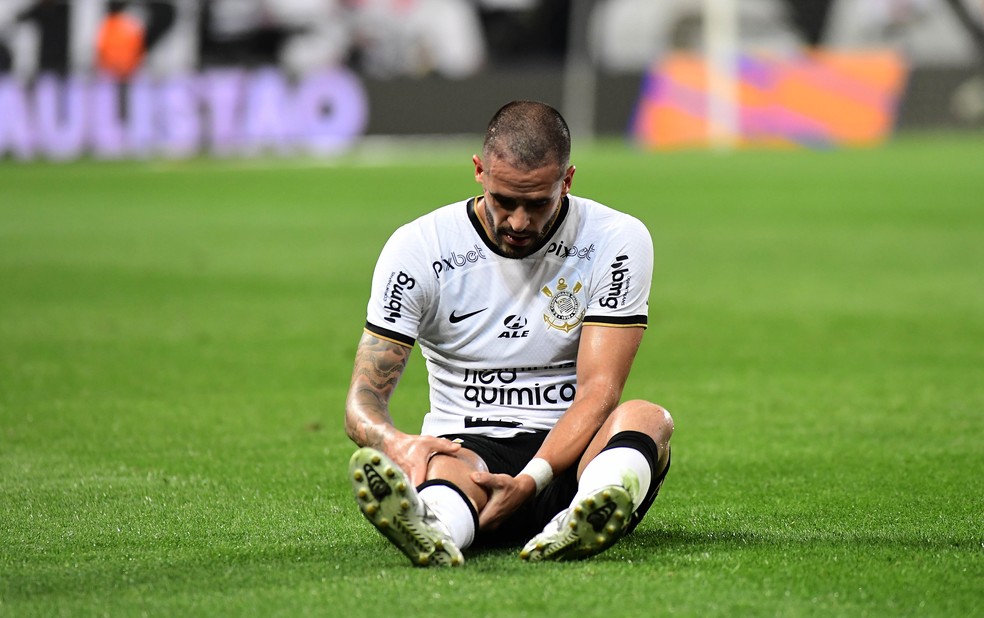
left=344, top=332, right=460, bottom=485
left=344, top=332, right=411, bottom=449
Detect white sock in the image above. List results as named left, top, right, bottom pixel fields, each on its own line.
left=572, top=447, right=652, bottom=511
left=418, top=484, right=476, bottom=549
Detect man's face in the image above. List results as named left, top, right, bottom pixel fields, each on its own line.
left=473, top=154, right=575, bottom=258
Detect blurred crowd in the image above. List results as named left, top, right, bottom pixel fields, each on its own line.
left=0, top=0, right=981, bottom=80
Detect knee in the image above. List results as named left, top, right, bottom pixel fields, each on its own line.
left=617, top=399, right=674, bottom=439
left=426, top=449, right=488, bottom=479
left=425, top=449, right=489, bottom=511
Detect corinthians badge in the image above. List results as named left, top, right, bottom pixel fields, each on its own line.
left=541, top=277, right=585, bottom=333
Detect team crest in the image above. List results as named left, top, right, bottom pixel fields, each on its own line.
left=541, top=277, right=585, bottom=333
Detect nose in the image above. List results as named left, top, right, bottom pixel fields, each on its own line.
left=508, top=207, right=530, bottom=232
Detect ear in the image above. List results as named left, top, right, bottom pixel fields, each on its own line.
left=562, top=165, right=576, bottom=195
left=472, top=155, right=485, bottom=184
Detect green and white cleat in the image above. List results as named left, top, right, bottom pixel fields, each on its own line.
left=349, top=447, right=464, bottom=567
left=520, top=485, right=633, bottom=562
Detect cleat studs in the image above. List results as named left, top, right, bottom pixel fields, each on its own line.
left=400, top=499, right=410, bottom=510
left=573, top=506, right=583, bottom=516
left=568, top=521, right=577, bottom=530
left=418, top=554, right=430, bottom=566
left=397, top=482, right=407, bottom=492
left=607, top=524, right=618, bottom=534
left=585, top=498, right=596, bottom=508
left=596, top=535, right=605, bottom=545
left=614, top=510, right=625, bottom=521
left=602, top=490, right=612, bottom=500
left=365, top=504, right=378, bottom=515
left=385, top=467, right=396, bottom=478
left=353, top=471, right=364, bottom=482
left=435, top=539, right=445, bottom=549
left=371, top=455, right=381, bottom=465
left=357, top=488, right=369, bottom=500
left=378, top=518, right=390, bottom=528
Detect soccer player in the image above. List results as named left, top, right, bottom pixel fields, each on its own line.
left=345, top=100, right=674, bottom=566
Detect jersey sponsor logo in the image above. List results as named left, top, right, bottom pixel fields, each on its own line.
left=461, top=368, right=577, bottom=409
left=382, top=270, right=416, bottom=324
left=601, top=255, right=630, bottom=309
left=542, top=277, right=586, bottom=333
left=545, top=240, right=596, bottom=260
left=464, top=417, right=523, bottom=428
left=432, top=244, right=487, bottom=279
left=498, top=315, right=529, bottom=339
left=449, top=307, right=488, bottom=323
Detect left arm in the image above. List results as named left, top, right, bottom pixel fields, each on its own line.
left=531, top=323, right=644, bottom=475
left=474, top=324, right=644, bottom=529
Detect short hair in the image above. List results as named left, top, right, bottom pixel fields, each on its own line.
left=483, top=101, right=571, bottom=173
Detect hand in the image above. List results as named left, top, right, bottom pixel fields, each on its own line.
left=471, top=471, right=536, bottom=531
left=386, top=433, right=462, bottom=487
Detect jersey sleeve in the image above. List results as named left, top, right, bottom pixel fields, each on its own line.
left=364, top=223, right=432, bottom=347
left=583, top=215, right=653, bottom=328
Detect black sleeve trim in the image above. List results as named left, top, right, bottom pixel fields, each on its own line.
left=364, top=322, right=416, bottom=348
left=582, top=314, right=649, bottom=328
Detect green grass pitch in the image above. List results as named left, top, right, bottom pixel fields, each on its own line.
left=1, top=134, right=982, bottom=616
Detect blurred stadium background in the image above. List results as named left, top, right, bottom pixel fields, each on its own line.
left=1, top=0, right=983, bottom=158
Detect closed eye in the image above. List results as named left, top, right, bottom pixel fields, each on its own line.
left=491, top=193, right=552, bottom=211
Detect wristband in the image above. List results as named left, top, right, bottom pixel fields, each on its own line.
left=519, top=458, right=553, bottom=495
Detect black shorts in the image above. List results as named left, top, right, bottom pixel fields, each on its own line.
left=440, top=430, right=669, bottom=547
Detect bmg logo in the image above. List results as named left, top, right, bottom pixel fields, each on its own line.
left=382, top=270, right=416, bottom=324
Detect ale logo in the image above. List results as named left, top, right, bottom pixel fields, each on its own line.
left=498, top=315, right=529, bottom=339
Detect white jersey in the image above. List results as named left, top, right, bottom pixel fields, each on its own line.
left=364, top=195, right=653, bottom=438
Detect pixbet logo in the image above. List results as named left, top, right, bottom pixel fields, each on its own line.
left=601, top=255, right=630, bottom=309
left=545, top=240, right=595, bottom=260
left=498, top=315, right=529, bottom=339
left=382, top=270, right=416, bottom=323
left=432, top=244, right=487, bottom=279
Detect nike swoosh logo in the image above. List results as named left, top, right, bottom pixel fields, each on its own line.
left=449, top=308, right=488, bottom=324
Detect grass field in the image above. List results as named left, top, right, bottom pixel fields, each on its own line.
left=1, top=134, right=982, bottom=616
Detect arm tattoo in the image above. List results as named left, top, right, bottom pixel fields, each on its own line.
left=353, top=334, right=410, bottom=395
left=345, top=333, right=412, bottom=448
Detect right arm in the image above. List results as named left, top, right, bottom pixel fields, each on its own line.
left=345, top=331, right=411, bottom=450
left=344, top=331, right=459, bottom=485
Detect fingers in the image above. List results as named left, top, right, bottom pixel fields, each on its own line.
left=478, top=507, right=498, bottom=530
left=412, top=439, right=462, bottom=485
left=477, top=488, right=516, bottom=531
left=470, top=470, right=507, bottom=491
left=430, top=437, right=462, bottom=455
left=399, top=436, right=461, bottom=485
left=477, top=489, right=507, bottom=530
left=473, top=473, right=527, bottom=531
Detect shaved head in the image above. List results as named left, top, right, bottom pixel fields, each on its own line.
left=482, top=101, right=571, bottom=176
